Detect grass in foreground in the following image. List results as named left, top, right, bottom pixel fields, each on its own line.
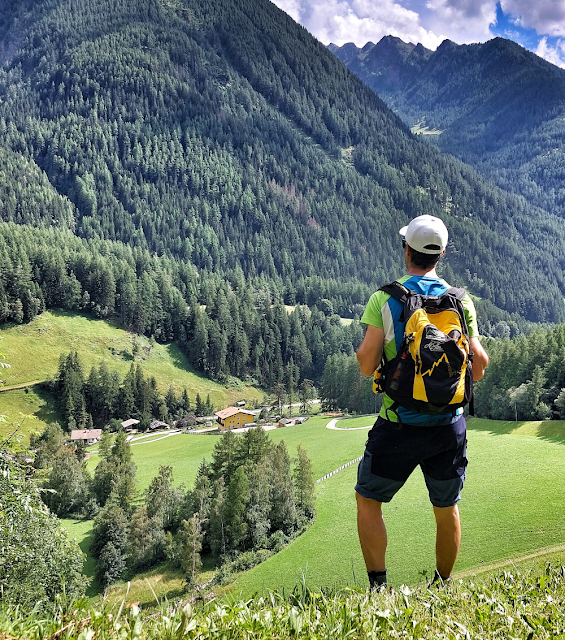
left=2, top=563, right=565, bottom=639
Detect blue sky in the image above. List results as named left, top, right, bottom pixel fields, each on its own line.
left=271, top=0, right=565, bottom=67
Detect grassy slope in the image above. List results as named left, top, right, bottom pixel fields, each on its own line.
left=232, top=417, right=565, bottom=596
left=61, top=518, right=98, bottom=596
left=0, top=310, right=263, bottom=439
left=70, top=415, right=565, bottom=603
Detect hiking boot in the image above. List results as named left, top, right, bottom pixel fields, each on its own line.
left=427, top=569, right=452, bottom=588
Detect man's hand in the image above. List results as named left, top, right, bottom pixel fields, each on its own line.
left=357, top=325, right=385, bottom=376
left=469, top=337, right=489, bottom=381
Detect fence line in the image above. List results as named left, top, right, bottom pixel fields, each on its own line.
left=315, top=456, right=363, bottom=484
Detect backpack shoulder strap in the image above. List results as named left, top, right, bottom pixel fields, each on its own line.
left=446, top=287, right=466, bottom=301
left=378, top=281, right=417, bottom=324
left=378, top=281, right=412, bottom=304
left=444, top=287, right=471, bottom=337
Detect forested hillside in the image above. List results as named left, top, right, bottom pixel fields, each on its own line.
left=330, top=36, right=565, bottom=219
left=1, top=0, right=565, bottom=392
left=476, top=324, right=565, bottom=420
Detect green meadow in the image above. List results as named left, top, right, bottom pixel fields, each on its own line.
left=85, top=415, right=368, bottom=493
left=232, top=416, right=565, bottom=595
left=0, top=311, right=262, bottom=440
left=68, top=415, right=565, bottom=602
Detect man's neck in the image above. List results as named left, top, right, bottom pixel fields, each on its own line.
left=406, top=266, right=439, bottom=277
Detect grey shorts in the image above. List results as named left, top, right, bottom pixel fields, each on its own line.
left=355, top=415, right=467, bottom=508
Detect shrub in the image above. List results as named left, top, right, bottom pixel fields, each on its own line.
left=0, top=454, right=88, bottom=611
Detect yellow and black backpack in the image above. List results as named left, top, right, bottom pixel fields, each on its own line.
left=373, top=281, right=474, bottom=416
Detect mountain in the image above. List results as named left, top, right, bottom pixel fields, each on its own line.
left=329, top=36, right=565, bottom=219
left=0, top=0, right=564, bottom=332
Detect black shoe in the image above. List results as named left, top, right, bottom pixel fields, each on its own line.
left=427, top=569, right=452, bottom=587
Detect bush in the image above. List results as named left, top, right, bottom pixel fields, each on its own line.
left=214, top=549, right=273, bottom=585
left=0, top=454, right=88, bottom=611
left=268, top=530, right=290, bottom=552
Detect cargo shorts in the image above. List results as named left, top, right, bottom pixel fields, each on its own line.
left=355, top=414, right=467, bottom=508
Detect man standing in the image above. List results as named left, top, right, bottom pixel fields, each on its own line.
left=355, top=214, right=489, bottom=589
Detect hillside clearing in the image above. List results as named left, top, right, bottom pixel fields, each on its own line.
left=0, top=310, right=263, bottom=438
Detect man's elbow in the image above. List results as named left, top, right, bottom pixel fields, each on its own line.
left=357, top=350, right=375, bottom=377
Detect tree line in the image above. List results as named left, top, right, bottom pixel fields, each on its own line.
left=0, top=224, right=364, bottom=392
left=475, top=325, right=565, bottom=421
left=319, top=353, right=381, bottom=415
left=33, top=424, right=315, bottom=588
left=48, top=351, right=212, bottom=431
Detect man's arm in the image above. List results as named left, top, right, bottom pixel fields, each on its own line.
left=470, top=337, right=489, bottom=381
left=357, top=325, right=385, bottom=377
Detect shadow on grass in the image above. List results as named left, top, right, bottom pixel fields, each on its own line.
left=64, top=519, right=100, bottom=597
left=49, top=308, right=104, bottom=324
left=32, top=384, right=62, bottom=425
left=467, top=417, right=565, bottom=446
left=106, top=563, right=189, bottom=610
left=164, top=342, right=195, bottom=373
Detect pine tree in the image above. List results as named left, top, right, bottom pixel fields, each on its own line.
left=43, top=448, right=89, bottom=517
left=225, top=466, right=250, bottom=551
left=195, top=393, right=205, bottom=417
left=209, top=476, right=227, bottom=559
left=293, top=445, right=315, bottom=523
left=210, top=430, right=238, bottom=484
left=269, top=441, right=297, bottom=534
left=246, top=459, right=271, bottom=549
left=235, top=427, right=273, bottom=467
left=127, top=506, right=165, bottom=571
left=299, top=379, right=315, bottom=414
left=178, top=513, right=206, bottom=584
left=181, top=388, right=190, bottom=413
left=145, top=465, right=183, bottom=531
left=286, top=356, right=299, bottom=418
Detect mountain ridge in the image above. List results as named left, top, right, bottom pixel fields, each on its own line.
left=0, top=0, right=564, bottom=324
left=330, top=35, right=565, bottom=218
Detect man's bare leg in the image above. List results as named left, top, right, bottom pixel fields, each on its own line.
left=433, top=504, right=461, bottom=579
left=356, top=492, right=387, bottom=571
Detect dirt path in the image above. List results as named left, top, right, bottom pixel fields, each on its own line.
left=326, top=417, right=372, bottom=430
left=0, top=380, right=45, bottom=392
left=455, top=544, right=565, bottom=579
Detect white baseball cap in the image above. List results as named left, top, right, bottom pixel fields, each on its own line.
left=399, top=215, right=448, bottom=254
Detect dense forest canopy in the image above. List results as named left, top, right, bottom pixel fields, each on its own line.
left=330, top=36, right=565, bottom=221
left=0, top=0, right=564, bottom=401
left=0, top=0, right=564, bottom=324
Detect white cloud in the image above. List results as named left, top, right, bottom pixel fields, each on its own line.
left=422, top=0, right=497, bottom=42
left=271, top=0, right=303, bottom=23
left=270, top=0, right=565, bottom=69
left=271, top=0, right=446, bottom=48
left=535, top=36, right=565, bottom=68
left=501, top=0, right=565, bottom=38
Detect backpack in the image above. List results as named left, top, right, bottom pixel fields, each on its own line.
left=373, top=281, right=474, bottom=417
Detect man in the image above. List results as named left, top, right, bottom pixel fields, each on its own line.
left=355, top=214, right=489, bottom=589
